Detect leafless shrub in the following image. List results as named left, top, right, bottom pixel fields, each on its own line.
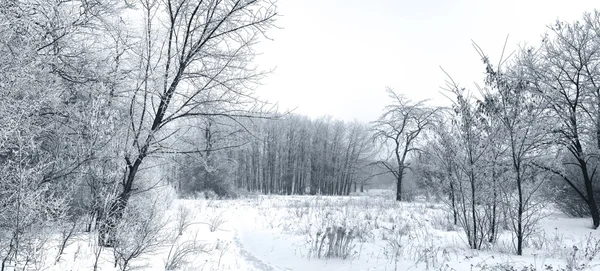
left=176, top=205, right=195, bottom=236
left=0, top=186, right=70, bottom=270
left=309, top=226, right=356, bottom=259
left=55, top=219, right=79, bottom=263
left=112, top=193, right=172, bottom=271
left=72, top=242, right=82, bottom=262
left=550, top=185, right=594, bottom=218
left=215, top=239, right=231, bottom=268
left=563, top=235, right=600, bottom=271
left=92, top=233, right=104, bottom=271
left=14, top=229, right=51, bottom=271
left=164, top=232, right=209, bottom=271
left=383, top=223, right=411, bottom=270
left=208, top=211, right=227, bottom=233
left=580, top=234, right=600, bottom=262
left=412, top=243, right=452, bottom=271
left=527, top=229, right=567, bottom=258
left=429, top=213, right=456, bottom=232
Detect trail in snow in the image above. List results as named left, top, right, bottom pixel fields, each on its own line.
left=229, top=207, right=291, bottom=271
left=232, top=231, right=289, bottom=271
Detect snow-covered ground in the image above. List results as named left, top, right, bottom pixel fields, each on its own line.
left=41, top=190, right=600, bottom=270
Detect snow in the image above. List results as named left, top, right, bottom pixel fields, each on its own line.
left=40, top=191, right=600, bottom=270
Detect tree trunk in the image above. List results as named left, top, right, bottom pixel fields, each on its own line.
left=98, top=157, right=142, bottom=246
left=450, top=181, right=457, bottom=225
left=97, top=193, right=130, bottom=247
left=489, top=188, right=497, bottom=243
left=580, top=159, right=600, bottom=229
left=396, top=173, right=403, bottom=201
left=470, top=170, right=478, bottom=249
left=516, top=171, right=523, bottom=255
left=573, top=123, right=600, bottom=229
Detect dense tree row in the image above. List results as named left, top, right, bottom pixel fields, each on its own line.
left=231, top=115, right=375, bottom=195
left=170, top=115, right=378, bottom=197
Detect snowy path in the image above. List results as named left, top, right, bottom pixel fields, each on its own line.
left=230, top=208, right=391, bottom=271
left=228, top=207, right=292, bottom=271
left=232, top=230, right=289, bottom=271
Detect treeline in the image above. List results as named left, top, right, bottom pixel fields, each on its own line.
left=171, top=115, right=379, bottom=197
left=232, top=115, right=375, bottom=195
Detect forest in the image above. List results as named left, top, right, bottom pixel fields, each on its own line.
left=3, top=0, right=600, bottom=270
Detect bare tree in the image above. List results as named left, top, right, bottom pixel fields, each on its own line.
left=522, top=16, right=600, bottom=229
left=416, top=116, right=461, bottom=224
left=476, top=42, right=552, bottom=254
left=372, top=88, right=436, bottom=201
left=98, top=0, right=278, bottom=245
left=442, top=74, right=493, bottom=250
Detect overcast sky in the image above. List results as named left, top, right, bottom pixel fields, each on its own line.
left=252, top=0, right=599, bottom=123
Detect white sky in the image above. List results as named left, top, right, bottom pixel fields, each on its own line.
left=253, top=0, right=599, bottom=122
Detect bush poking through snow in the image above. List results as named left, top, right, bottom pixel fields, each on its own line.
left=55, top=220, right=79, bottom=263
left=175, top=205, right=195, bottom=236
left=383, top=224, right=410, bottom=256
left=112, top=193, right=172, bottom=271
left=383, top=223, right=411, bottom=270
left=208, top=211, right=227, bottom=232
left=92, top=234, right=104, bottom=271
left=413, top=244, right=452, bottom=271
left=429, top=212, right=456, bottom=232
left=563, top=238, right=600, bottom=271
left=580, top=234, right=600, bottom=262
left=309, top=226, right=356, bottom=259
left=164, top=233, right=208, bottom=271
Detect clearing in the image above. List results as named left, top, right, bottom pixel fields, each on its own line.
left=45, top=190, right=600, bottom=271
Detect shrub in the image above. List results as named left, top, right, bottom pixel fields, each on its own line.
left=164, top=233, right=208, bottom=271
left=176, top=157, right=238, bottom=199
left=309, top=226, right=355, bottom=259
left=112, top=188, right=173, bottom=271
left=543, top=158, right=600, bottom=218
left=175, top=205, right=195, bottom=236
left=207, top=211, right=227, bottom=232
left=551, top=186, right=600, bottom=218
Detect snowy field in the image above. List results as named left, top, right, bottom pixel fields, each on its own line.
left=38, top=190, right=600, bottom=271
